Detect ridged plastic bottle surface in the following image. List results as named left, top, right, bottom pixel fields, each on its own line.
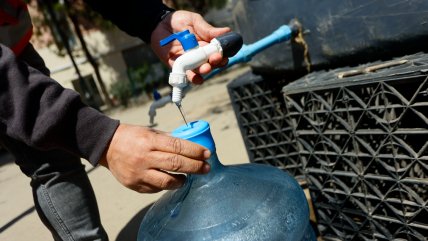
left=137, top=121, right=315, bottom=241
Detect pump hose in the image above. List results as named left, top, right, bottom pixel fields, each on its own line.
left=204, top=19, right=307, bottom=80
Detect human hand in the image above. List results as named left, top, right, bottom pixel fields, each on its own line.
left=150, top=10, right=230, bottom=84
left=99, top=124, right=211, bottom=193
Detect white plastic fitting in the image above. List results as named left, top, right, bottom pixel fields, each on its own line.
left=169, top=38, right=223, bottom=104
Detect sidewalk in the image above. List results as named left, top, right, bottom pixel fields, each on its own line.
left=0, top=66, right=250, bottom=241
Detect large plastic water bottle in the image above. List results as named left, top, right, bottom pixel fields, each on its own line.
left=137, top=120, right=315, bottom=241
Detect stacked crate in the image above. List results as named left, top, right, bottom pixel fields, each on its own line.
left=228, top=53, right=428, bottom=240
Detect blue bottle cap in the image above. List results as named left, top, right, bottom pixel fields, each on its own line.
left=160, top=30, right=198, bottom=51
left=171, top=120, right=216, bottom=152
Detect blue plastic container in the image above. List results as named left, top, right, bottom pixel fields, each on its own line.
left=137, top=120, right=315, bottom=240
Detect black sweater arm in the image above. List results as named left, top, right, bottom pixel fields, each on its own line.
left=0, top=45, right=119, bottom=165
left=84, top=0, right=174, bottom=43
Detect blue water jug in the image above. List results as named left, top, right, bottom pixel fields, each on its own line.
left=137, top=120, right=315, bottom=241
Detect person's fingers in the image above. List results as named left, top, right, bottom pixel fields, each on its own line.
left=192, top=13, right=230, bottom=41
left=211, top=55, right=228, bottom=68
left=207, top=52, right=225, bottom=67
left=135, top=183, right=162, bottom=194
left=142, top=169, right=187, bottom=190
left=197, top=63, right=212, bottom=75
left=148, top=151, right=210, bottom=174
left=102, top=124, right=212, bottom=194
left=186, top=70, right=204, bottom=85
left=219, top=57, right=229, bottom=67
left=152, top=134, right=211, bottom=160
left=192, top=52, right=228, bottom=75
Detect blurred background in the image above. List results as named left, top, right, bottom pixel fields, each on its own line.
left=24, top=0, right=236, bottom=111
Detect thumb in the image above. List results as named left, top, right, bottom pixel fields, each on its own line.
left=207, top=27, right=231, bottom=39
left=193, top=15, right=230, bottom=41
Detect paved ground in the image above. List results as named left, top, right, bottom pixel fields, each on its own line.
left=0, top=66, right=251, bottom=241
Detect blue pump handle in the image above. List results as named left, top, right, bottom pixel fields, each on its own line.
left=160, top=30, right=199, bottom=51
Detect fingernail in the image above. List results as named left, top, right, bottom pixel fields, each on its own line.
left=203, top=150, right=211, bottom=159
left=203, top=163, right=211, bottom=173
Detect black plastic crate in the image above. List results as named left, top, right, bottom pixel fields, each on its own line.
left=227, top=71, right=304, bottom=178
left=283, top=53, right=428, bottom=240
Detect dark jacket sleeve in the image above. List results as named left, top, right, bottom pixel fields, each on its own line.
left=0, top=44, right=119, bottom=165
left=84, top=0, right=174, bottom=43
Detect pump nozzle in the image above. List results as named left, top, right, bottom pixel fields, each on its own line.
left=160, top=30, right=200, bottom=104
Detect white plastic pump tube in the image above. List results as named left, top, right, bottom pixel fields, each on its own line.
left=169, top=38, right=223, bottom=104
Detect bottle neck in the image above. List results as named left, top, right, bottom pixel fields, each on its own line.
left=190, top=151, right=224, bottom=184
left=205, top=152, right=224, bottom=172
left=170, top=120, right=220, bottom=180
